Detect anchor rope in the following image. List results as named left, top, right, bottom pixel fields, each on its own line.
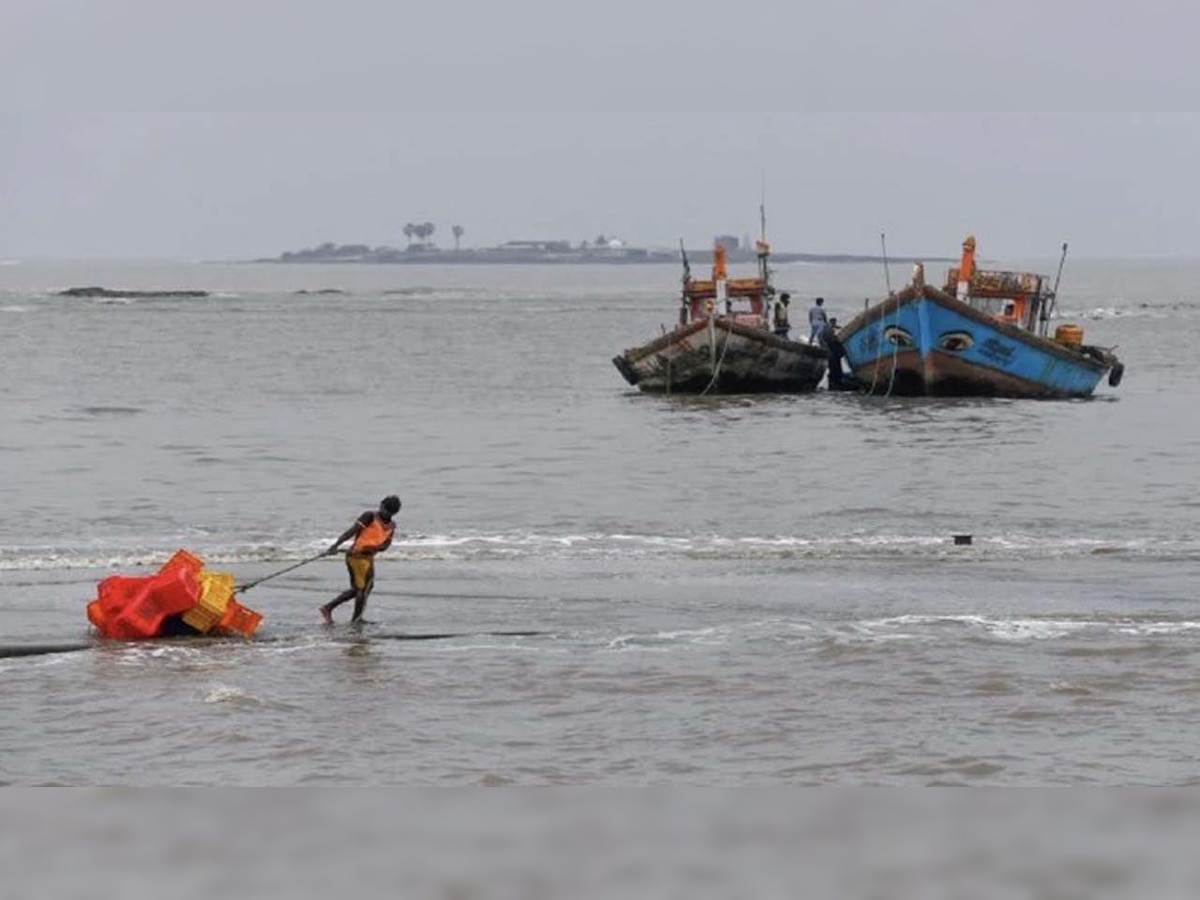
left=867, top=293, right=902, bottom=399
left=700, top=318, right=734, bottom=397
left=868, top=298, right=888, bottom=395
left=884, top=300, right=900, bottom=399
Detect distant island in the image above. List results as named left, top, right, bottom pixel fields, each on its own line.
left=263, top=225, right=924, bottom=267
left=59, top=286, right=209, bottom=299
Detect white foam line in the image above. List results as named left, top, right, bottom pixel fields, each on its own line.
left=425, top=643, right=547, bottom=654
left=3, top=532, right=1198, bottom=572
left=856, top=614, right=1200, bottom=643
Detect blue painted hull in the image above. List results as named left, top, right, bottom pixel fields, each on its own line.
left=839, top=286, right=1110, bottom=398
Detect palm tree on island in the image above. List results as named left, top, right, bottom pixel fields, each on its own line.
left=403, top=223, right=416, bottom=247
left=452, top=225, right=465, bottom=252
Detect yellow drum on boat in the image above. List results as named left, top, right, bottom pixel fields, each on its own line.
left=1054, top=324, right=1084, bottom=348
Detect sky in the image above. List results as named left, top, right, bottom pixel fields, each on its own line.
left=2, top=1, right=1198, bottom=260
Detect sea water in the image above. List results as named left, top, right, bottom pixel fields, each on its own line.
left=1, top=258, right=1198, bottom=785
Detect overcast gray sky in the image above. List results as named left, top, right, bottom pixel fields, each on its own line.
left=2, top=2, right=1198, bottom=260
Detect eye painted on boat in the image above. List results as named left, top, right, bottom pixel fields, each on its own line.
left=938, top=331, right=974, bottom=352
left=883, top=326, right=914, bottom=347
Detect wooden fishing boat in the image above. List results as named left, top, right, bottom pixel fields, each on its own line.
left=612, top=240, right=827, bottom=394
left=839, top=237, right=1125, bottom=399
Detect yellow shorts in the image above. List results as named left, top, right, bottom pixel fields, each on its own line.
left=346, top=554, right=375, bottom=591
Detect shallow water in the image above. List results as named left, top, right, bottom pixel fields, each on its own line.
left=1, top=258, right=1197, bottom=784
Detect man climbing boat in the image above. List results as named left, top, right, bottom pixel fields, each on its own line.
left=838, top=236, right=1125, bottom=398
left=612, top=233, right=827, bottom=394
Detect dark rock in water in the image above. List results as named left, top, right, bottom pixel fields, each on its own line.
left=59, top=286, right=210, bottom=299
left=293, top=289, right=346, bottom=296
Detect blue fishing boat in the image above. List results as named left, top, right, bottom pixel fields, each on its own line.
left=839, top=237, right=1124, bottom=399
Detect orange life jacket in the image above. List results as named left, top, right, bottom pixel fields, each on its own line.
left=352, top=516, right=395, bottom=554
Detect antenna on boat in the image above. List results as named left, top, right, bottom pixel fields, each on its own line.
left=760, top=171, right=768, bottom=243
left=758, top=170, right=772, bottom=289
left=1042, top=241, right=1069, bottom=331
left=880, top=231, right=894, bottom=296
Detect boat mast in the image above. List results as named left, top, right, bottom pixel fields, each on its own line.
left=710, top=241, right=727, bottom=368
left=714, top=241, right=729, bottom=314
left=757, top=176, right=772, bottom=291
left=881, top=231, right=894, bottom=296
left=956, top=235, right=977, bottom=305
left=1040, top=242, right=1069, bottom=337
left=679, top=239, right=692, bottom=325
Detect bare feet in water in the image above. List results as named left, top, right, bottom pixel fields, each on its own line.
left=319, top=606, right=333, bottom=625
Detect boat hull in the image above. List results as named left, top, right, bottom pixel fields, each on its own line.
left=839, top=286, right=1112, bottom=398
left=613, top=318, right=828, bottom=394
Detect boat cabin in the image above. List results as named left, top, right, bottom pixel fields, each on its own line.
left=679, top=243, right=772, bottom=329
left=944, top=235, right=1049, bottom=333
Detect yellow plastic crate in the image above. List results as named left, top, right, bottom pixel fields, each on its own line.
left=182, top=571, right=235, bottom=633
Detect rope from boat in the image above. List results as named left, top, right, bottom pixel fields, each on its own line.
left=884, top=305, right=900, bottom=398
left=865, top=294, right=902, bottom=398
left=868, top=301, right=888, bottom=395
left=700, top=319, right=734, bottom=396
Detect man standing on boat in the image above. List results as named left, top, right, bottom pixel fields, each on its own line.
left=773, top=293, right=792, bottom=339
left=808, top=297, right=828, bottom=344
left=320, top=495, right=401, bottom=624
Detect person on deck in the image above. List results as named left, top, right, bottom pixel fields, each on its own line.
left=320, top=495, right=401, bottom=624
left=819, top=318, right=851, bottom=389
left=809, top=297, right=828, bottom=344
left=773, top=293, right=791, bottom=339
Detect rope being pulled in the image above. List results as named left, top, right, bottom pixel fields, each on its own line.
left=235, top=552, right=329, bottom=593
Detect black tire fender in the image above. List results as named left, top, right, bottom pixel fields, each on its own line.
left=1108, top=362, right=1125, bottom=388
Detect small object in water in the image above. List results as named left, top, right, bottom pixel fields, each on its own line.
left=953, top=534, right=974, bottom=546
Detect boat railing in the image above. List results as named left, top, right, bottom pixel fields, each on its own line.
left=945, top=267, right=1044, bottom=299
left=684, top=278, right=766, bottom=300
left=940, top=266, right=1048, bottom=332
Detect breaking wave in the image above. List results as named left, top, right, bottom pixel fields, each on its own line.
left=594, top=613, right=1200, bottom=652
left=854, top=613, right=1200, bottom=643
left=203, top=684, right=260, bottom=705
left=1057, top=301, right=1199, bottom=320
left=0, top=530, right=1196, bottom=572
